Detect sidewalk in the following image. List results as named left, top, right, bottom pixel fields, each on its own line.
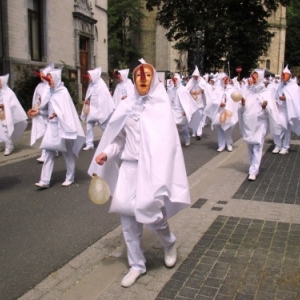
left=16, top=134, right=300, bottom=300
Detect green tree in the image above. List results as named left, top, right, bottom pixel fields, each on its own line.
left=108, top=0, right=145, bottom=69
left=146, top=0, right=289, bottom=77
left=285, top=0, right=300, bottom=66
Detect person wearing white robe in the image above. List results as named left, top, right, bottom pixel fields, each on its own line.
left=272, top=66, right=300, bottom=155
left=185, top=66, right=207, bottom=139
left=112, top=69, right=134, bottom=107
left=81, top=67, right=115, bottom=150
left=0, top=74, right=28, bottom=156
left=28, top=63, right=54, bottom=162
left=88, top=60, right=190, bottom=288
left=169, top=73, right=200, bottom=146
left=34, top=68, right=85, bottom=188
left=204, top=73, right=239, bottom=152
left=239, top=69, right=281, bottom=181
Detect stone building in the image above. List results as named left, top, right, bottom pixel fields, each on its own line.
left=136, top=2, right=286, bottom=78
left=258, top=4, right=286, bottom=75
left=0, top=0, right=108, bottom=103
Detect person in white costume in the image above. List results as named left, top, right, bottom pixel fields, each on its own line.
left=81, top=67, right=115, bottom=151
left=88, top=60, right=191, bottom=288
left=112, top=69, right=134, bottom=107
left=185, top=66, right=207, bottom=139
left=0, top=74, right=28, bottom=156
left=28, top=63, right=54, bottom=162
left=204, top=73, right=239, bottom=152
left=272, top=66, right=300, bottom=155
left=239, top=69, right=281, bottom=181
left=169, top=73, right=200, bottom=146
left=33, top=68, right=85, bottom=188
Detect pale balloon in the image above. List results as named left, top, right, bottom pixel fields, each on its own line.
left=88, top=173, right=110, bottom=205
left=231, top=91, right=243, bottom=102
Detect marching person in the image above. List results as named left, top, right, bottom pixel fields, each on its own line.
left=81, top=67, right=115, bottom=151
left=88, top=59, right=190, bottom=287
left=204, top=73, right=239, bottom=152
left=185, top=66, right=207, bottom=139
left=239, top=69, right=280, bottom=181
left=0, top=74, right=28, bottom=156
left=28, top=63, right=54, bottom=162
left=112, top=69, right=134, bottom=107
left=32, top=68, right=85, bottom=188
left=272, top=65, right=300, bottom=154
left=169, top=73, right=200, bottom=146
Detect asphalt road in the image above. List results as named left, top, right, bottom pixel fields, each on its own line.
left=0, top=125, right=242, bottom=300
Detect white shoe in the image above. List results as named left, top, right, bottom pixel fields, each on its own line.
left=192, top=133, right=196, bottom=137
left=217, top=147, right=225, bottom=152
left=185, top=139, right=191, bottom=147
left=227, top=145, right=233, bottom=152
left=36, top=156, right=45, bottom=163
left=35, top=182, right=50, bottom=189
left=164, top=242, right=177, bottom=268
left=4, top=147, right=13, bottom=156
left=62, top=180, right=74, bottom=187
left=83, top=146, right=94, bottom=151
left=279, top=149, right=288, bottom=155
left=248, top=174, right=256, bottom=181
left=121, top=268, right=145, bottom=288
left=55, top=151, right=59, bottom=157
left=272, top=146, right=281, bottom=154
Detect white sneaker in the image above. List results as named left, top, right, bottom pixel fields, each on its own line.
left=36, top=156, right=45, bottom=163
left=4, top=147, right=13, bottom=156
left=62, top=180, right=74, bottom=187
left=192, top=133, right=196, bottom=137
left=35, top=182, right=50, bottom=189
left=121, top=268, right=145, bottom=288
left=248, top=174, right=256, bottom=181
left=272, top=146, right=281, bottom=154
left=217, top=147, right=225, bottom=152
left=227, top=145, right=233, bottom=152
left=164, top=242, right=177, bottom=268
left=185, top=139, right=191, bottom=147
left=279, top=149, right=288, bottom=155
left=83, top=146, right=94, bottom=151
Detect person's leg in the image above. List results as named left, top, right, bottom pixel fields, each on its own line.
left=61, top=139, right=75, bottom=185
left=84, top=122, right=95, bottom=149
left=181, top=120, right=190, bottom=146
left=216, top=125, right=225, bottom=151
left=120, top=214, right=146, bottom=287
left=248, top=143, right=263, bottom=180
left=280, top=126, right=291, bottom=154
left=196, top=108, right=204, bottom=138
left=272, top=133, right=282, bottom=153
left=224, top=127, right=233, bottom=151
left=37, top=150, right=55, bottom=186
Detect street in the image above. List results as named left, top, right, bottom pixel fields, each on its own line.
left=0, top=125, right=242, bottom=300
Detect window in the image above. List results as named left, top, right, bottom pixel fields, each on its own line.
left=266, top=59, right=271, bottom=70
left=28, top=0, right=42, bottom=61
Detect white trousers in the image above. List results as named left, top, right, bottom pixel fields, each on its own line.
left=115, top=161, right=176, bottom=273
left=39, top=139, right=75, bottom=184
left=273, top=125, right=291, bottom=150
left=120, top=206, right=176, bottom=273
left=0, top=120, right=13, bottom=149
left=247, top=143, right=264, bottom=175
left=193, top=108, right=205, bottom=136
left=215, top=125, right=233, bottom=149
left=85, top=119, right=109, bottom=147
left=178, top=119, right=190, bottom=141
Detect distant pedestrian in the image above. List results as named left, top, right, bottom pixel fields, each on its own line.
left=0, top=74, right=28, bottom=156
left=81, top=67, right=115, bottom=151
left=239, top=69, right=280, bottom=181
left=33, top=68, right=85, bottom=188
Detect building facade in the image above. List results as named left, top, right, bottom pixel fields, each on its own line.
left=0, top=0, right=108, bottom=102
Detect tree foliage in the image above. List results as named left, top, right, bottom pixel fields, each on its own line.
left=285, top=0, right=300, bottom=66
left=146, top=0, right=289, bottom=77
left=108, top=0, right=145, bottom=70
